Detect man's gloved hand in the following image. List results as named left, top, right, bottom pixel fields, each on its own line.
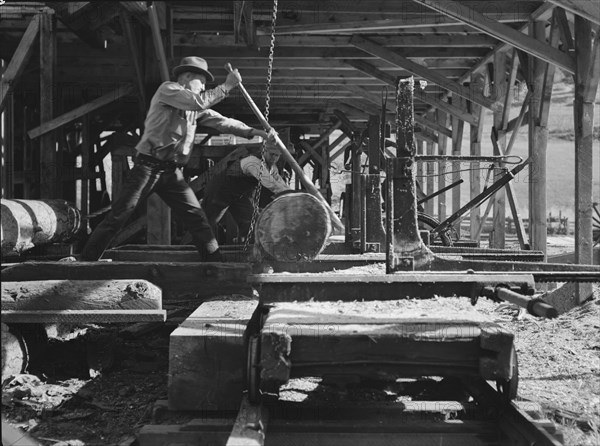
left=265, top=128, right=278, bottom=146
left=223, top=69, right=242, bottom=92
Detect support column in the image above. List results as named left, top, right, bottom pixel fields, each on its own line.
left=451, top=98, right=464, bottom=238
left=425, top=138, right=435, bottom=216
left=492, top=51, right=508, bottom=248
left=574, top=16, right=599, bottom=302
left=39, top=12, right=57, bottom=198
left=147, top=2, right=171, bottom=244
left=1, top=63, right=14, bottom=198
left=437, top=110, right=448, bottom=222
left=469, top=74, right=485, bottom=240
left=528, top=21, right=548, bottom=255
left=80, top=115, right=91, bottom=236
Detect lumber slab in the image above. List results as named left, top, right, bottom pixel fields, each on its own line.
left=2, top=280, right=162, bottom=311
left=1, top=261, right=252, bottom=297
left=260, top=300, right=514, bottom=386
left=1, top=310, right=166, bottom=324
left=169, top=297, right=260, bottom=411
left=249, top=273, right=535, bottom=302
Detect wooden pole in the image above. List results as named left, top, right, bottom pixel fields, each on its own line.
left=469, top=75, right=485, bottom=240
left=39, top=12, right=57, bottom=199
left=225, top=63, right=344, bottom=232
left=451, top=97, right=464, bottom=237
left=425, top=138, right=435, bottom=216
left=147, top=2, right=171, bottom=245
left=80, top=115, right=91, bottom=236
left=528, top=20, right=548, bottom=256
left=437, top=110, right=448, bottom=222
left=574, top=16, right=599, bottom=302
left=491, top=51, right=507, bottom=248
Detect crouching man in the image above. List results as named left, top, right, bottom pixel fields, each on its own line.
left=202, top=141, right=291, bottom=242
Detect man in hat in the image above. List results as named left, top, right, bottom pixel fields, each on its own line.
left=81, top=56, right=274, bottom=261
left=202, top=139, right=291, bottom=242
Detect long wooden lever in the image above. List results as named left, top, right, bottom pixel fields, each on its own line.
left=225, top=63, right=344, bottom=232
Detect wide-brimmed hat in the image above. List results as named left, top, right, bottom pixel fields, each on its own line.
left=172, top=56, right=214, bottom=82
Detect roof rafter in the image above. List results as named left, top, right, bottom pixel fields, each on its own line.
left=545, top=0, right=600, bottom=25
left=343, top=59, right=477, bottom=125
left=411, top=0, right=575, bottom=74
left=351, top=35, right=498, bottom=110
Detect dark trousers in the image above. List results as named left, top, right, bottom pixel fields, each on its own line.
left=202, top=193, right=254, bottom=240
left=81, top=159, right=215, bottom=260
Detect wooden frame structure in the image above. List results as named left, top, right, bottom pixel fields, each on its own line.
left=1, top=1, right=598, bottom=301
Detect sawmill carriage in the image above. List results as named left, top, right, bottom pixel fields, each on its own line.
left=1, top=1, right=599, bottom=445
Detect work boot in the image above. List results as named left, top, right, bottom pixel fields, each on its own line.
left=204, top=249, right=223, bottom=262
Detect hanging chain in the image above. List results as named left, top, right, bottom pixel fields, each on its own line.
left=243, top=0, right=278, bottom=252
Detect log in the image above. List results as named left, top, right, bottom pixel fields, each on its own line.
left=1, top=280, right=162, bottom=311
left=255, top=192, right=331, bottom=262
left=1, top=199, right=81, bottom=255
left=1, top=323, right=26, bottom=383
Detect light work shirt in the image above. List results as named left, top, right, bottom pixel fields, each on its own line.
left=136, top=81, right=254, bottom=163
left=240, top=155, right=289, bottom=194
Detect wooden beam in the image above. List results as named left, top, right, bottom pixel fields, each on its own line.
left=491, top=52, right=508, bottom=249
left=417, top=115, right=452, bottom=138
left=180, top=34, right=499, bottom=48
left=555, top=7, right=575, bottom=52
left=120, top=9, right=146, bottom=112
left=263, top=12, right=531, bottom=35
left=39, top=12, right=57, bottom=198
left=28, top=84, right=134, bottom=139
left=574, top=15, right=600, bottom=302
left=436, top=110, right=449, bottom=222
left=546, top=0, right=600, bottom=26
left=0, top=15, right=39, bottom=111
left=1, top=310, right=166, bottom=324
left=169, top=299, right=259, bottom=411
left=343, top=59, right=477, bottom=124
left=413, top=0, right=575, bottom=74
left=469, top=76, right=486, bottom=239
left=427, top=3, right=553, bottom=116
left=148, top=2, right=170, bottom=82
left=351, top=35, right=498, bottom=110
left=451, top=98, right=465, bottom=231
left=528, top=21, right=548, bottom=255
left=424, top=137, right=435, bottom=216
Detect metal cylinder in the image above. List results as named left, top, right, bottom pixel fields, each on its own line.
left=496, top=287, right=558, bottom=319
left=1, top=199, right=81, bottom=255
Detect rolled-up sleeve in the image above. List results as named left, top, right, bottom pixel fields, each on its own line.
left=198, top=109, right=254, bottom=139
left=241, top=156, right=289, bottom=193
left=157, top=82, right=228, bottom=111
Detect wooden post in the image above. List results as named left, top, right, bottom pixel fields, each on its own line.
left=147, top=2, right=171, bottom=245
left=120, top=10, right=147, bottom=114
left=437, top=110, right=448, bottom=221
left=528, top=20, right=548, bottom=255
left=451, top=98, right=464, bottom=238
left=491, top=51, right=507, bottom=248
left=469, top=75, right=485, bottom=240
left=574, top=16, right=599, bottom=302
left=80, top=115, right=91, bottom=235
left=39, top=12, right=57, bottom=198
left=1, top=62, right=14, bottom=198
left=425, top=138, right=435, bottom=217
